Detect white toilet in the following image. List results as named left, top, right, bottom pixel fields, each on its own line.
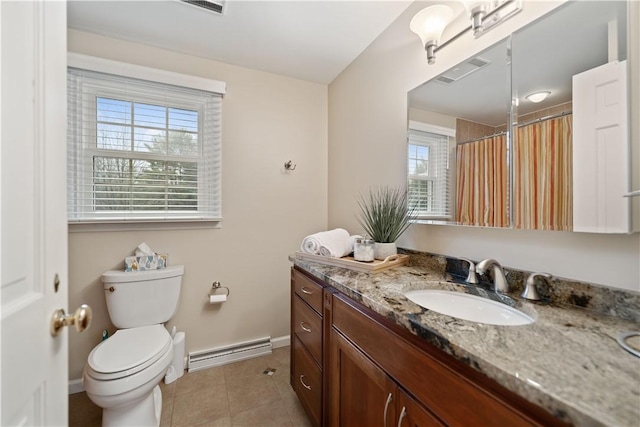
left=83, top=266, right=184, bottom=427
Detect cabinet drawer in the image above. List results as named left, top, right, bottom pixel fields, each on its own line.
left=293, top=269, right=323, bottom=314
left=332, top=294, right=540, bottom=427
left=293, top=295, right=323, bottom=364
left=293, top=336, right=322, bottom=427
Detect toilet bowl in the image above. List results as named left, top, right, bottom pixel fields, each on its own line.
left=84, top=266, right=184, bottom=427
left=83, top=325, right=173, bottom=426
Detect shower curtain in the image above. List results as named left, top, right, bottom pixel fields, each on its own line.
left=456, top=134, right=508, bottom=227
left=513, top=114, right=572, bottom=230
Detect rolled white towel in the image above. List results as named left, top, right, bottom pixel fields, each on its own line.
left=301, top=228, right=356, bottom=258
left=320, top=234, right=363, bottom=258
left=301, top=234, right=322, bottom=254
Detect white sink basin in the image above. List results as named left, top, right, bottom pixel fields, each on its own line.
left=404, top=290, right=535, bottom=326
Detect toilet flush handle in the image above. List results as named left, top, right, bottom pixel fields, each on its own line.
left=50, top=304, right=93, bottom=336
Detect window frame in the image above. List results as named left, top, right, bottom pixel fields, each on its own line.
left=407, top=121, right=455, bottom=220
left=67, top=54, right=225, bottom=228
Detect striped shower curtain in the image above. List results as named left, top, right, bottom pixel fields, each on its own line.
left=456, top=134, right=508, bottom=227
left=513, top=115, right=572, bottom=230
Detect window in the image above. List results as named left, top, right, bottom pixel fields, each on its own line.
left=407, top=122, right=453, bottom=219
left=67, top=55, right=225, bottom=224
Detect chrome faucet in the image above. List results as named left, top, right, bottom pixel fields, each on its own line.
left=459, top=258, right=478, bottom=284
left=476, top=258, right=509, bottom=293
left=522, top=272, right=552, bottom=301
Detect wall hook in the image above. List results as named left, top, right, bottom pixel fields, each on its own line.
left=284, top=160, right=297, bottom=171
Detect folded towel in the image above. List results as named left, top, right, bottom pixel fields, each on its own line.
left=300, top=228, right=358, bottom=258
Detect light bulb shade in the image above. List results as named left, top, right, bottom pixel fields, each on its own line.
left=525, top=91, right=551, bottom=103
left=410, top=5, right=455, bottom=48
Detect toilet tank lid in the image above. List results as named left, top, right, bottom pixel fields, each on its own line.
left=102, top=265, right=184, bottom=284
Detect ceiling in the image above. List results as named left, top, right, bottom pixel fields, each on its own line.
left=67, top=0, right=413, bottom=84
left=408, top=0, right=628, bottom=127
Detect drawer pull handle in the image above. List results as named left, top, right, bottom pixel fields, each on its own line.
left=300, top=287, right=314, bottom=295
left=397, top=406, right=407, bottom=427
left=300, top=322, right=312, bottom=333
left=383, top=392, right=393, bottom=427
left=299, top=374, right=312, bottom=390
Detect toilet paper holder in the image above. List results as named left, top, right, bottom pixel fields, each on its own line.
left=208, top=281, right=230, bottom=298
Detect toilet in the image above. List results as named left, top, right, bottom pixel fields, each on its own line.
left=83, top=266, right=184, bottom=427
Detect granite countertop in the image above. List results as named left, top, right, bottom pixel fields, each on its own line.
left=290, top=254, right=640, bottom=427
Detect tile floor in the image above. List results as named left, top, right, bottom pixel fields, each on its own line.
left=69, top=346, right=313, bottom=427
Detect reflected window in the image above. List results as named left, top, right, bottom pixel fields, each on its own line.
left=407, top=123, right=453, bottom=219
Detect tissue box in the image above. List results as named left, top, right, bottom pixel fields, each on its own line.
left=125, top=254, right=167, bottom=272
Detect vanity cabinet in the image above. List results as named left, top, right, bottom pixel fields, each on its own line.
left=290, top=268, right=328, bottom=427
left=290, top=267, right=566, bottom=427
left=330, top=327, right=444, bottom=427
left=329, top=293, right=562, bottom=427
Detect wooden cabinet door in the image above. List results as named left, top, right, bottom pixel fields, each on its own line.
left=396, top=389, right=445, bottom=427
left=330, top=328, right=397, bottom=427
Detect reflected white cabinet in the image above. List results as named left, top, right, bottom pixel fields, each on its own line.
left=573, top=60, right=631, bottom=233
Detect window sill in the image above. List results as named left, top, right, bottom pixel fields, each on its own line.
left=412, top=218, right=454, bottom=226
left=68, top=219, right=222, bottom=233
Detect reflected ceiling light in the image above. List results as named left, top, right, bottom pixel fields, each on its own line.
left=525, top=91, right=551, bottom=103
left=411, top=0, right=522, bottom=65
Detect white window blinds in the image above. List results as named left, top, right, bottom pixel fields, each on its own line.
left=408, top=127, right=452, bottom=219
left=67, top=66, right=223, bottom=223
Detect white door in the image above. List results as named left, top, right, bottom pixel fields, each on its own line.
left=572, top=60, right=630, bottom=233
left=1, top=1, right=79, bottom=425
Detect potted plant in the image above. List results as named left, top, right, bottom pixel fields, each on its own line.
left=356, top=186, right=418, bottom=260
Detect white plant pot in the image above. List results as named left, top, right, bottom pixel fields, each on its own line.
left=374, top=242, right=397, bottom=260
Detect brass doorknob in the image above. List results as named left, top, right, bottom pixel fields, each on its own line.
left=50, top=304, right=92, bottom=336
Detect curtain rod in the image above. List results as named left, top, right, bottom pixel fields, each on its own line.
left=456, top=110, right=572, bottom=145
left=458, top=130, right=507, bottom=145
left=517, top=110, right=572, bottom=128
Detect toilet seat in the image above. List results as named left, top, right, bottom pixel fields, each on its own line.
left=86, top=325, right=172, bottom=381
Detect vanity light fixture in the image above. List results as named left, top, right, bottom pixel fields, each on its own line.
left=410, top=0, right=522, bottom=65
left=410, top=5, right=455, bottom=65
left=525, top=91, right=551, bottom=103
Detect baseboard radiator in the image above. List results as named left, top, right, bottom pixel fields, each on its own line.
left=187, top=336, right=272, bottom=372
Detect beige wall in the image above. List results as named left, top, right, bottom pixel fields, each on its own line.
left=328, top=1, right=640, bottom=292
left=408, top=107, right=456, bottom=130
left=67, top=29, right=328, bottom=381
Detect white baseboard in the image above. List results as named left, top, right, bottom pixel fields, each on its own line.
left=68, top=334, right=291, bottom=394
left=271, top=334, right=290, bottom=349
left=69, top=378, right=84, bottom=395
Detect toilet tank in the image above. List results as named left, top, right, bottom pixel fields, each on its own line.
left=101, top=266, right=184, bottom=329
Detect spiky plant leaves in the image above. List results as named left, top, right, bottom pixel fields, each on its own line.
left=356, top=186, right=418, bottom=243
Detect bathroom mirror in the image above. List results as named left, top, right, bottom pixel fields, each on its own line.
left=407, top=0, right=629, bottom=230
left=511, top=0, right=627, bottom=231
left=408, top=39, right=511, bottom=227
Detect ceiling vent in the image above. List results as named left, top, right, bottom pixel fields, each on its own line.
left=180, top=0, right=225, bottom=15
left=435, top=56, right=491, bottom=84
